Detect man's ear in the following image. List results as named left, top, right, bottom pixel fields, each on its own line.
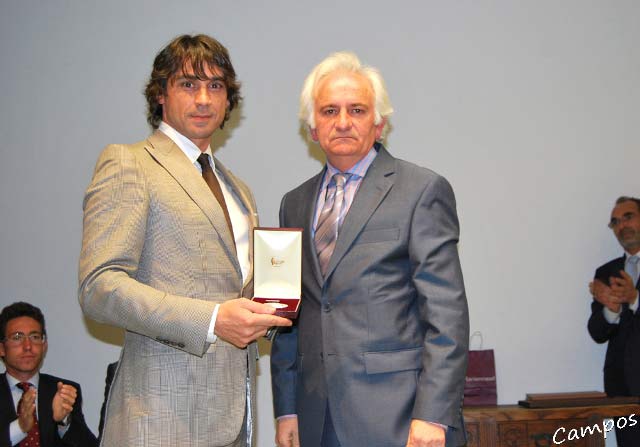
left=310, top=127, right=319, bottom=142
left=374, top=117, right=387, bottom=140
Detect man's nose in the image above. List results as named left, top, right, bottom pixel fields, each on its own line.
left=617, top=217, right=632, bottom=231
left=195, top=86, right=212, bottom=105
left=336, top=110, right=351, bottom=129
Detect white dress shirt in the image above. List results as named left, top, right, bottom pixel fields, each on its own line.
left=158, top=122, right=251, bottom=343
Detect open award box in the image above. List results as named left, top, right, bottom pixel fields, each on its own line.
left=252, top=227, right=302, bottom=318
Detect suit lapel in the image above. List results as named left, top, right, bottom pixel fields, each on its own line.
left=304, top=171, right=327, bottom=287
left=38, top=375, right=55, bottom=442
left=144, top=131, right=240, bottom=273
left=324, top=145, right=396, bottom=279
left=216, top=157, right=259, bottom=290
left=0, top=373, right=17, bottom=420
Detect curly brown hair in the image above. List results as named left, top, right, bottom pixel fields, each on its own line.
left=145, top=34, right=242, bottom=129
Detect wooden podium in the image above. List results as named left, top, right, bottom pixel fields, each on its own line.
left=463, top=402, right=639, bottom=446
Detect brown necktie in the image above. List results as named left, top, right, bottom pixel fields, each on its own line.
left=17, top=382, right=40, bottom=447
left=196, top=153, right=236, bottom=245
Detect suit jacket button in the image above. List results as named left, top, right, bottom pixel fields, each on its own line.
left=323, top=303, right=331, bottom=312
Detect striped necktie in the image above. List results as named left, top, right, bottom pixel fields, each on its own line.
left=315, top=173, right=351, bottom=277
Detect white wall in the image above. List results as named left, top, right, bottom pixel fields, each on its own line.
left=1, top=1, right=638, bottom=446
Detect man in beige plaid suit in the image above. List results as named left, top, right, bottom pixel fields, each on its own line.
left=78, top=34, right=291, bottom=447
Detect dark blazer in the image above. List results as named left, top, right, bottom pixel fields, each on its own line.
left=271, top=145, right=469, bottom=447
left=0, top=372, right=98, bottom=447
left=97, top=362, right=118, bottom=443
left=588, top=255, right=640, bottom=397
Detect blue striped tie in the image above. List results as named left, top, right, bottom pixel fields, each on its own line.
left=315, top=173, right=351, bottom=277
left=626, top=255, right=639, bottom=286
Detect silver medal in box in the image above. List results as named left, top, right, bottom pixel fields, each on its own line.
left=252, top=228, right=302, bottom=318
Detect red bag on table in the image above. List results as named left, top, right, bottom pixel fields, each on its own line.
left=463, top=331, right=497, bottom=406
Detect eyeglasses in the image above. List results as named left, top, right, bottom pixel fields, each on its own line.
left=2, top=332, right=47, bottom=346
left=608, top=212, right=639, bottom=229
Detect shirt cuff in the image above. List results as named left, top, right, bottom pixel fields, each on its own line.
left=206, top=304, right=220, bottom=343
left=630, top=291, right=639, bottom=313
left=426, top=421, right=448, bottom=432
left=57, top=418, right=70, bottom=437
left=603, top=306, right=621, bottom=324
left=277, top=414, right=298, bottom=420
left=10, top=419, right=27, bottom=445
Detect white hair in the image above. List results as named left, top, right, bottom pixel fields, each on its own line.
left=299, top=51, right=393, bottom=137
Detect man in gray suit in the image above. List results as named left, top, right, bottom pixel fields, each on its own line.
left=79, top=34, right=291, bottom=447
left=271, top=52, right=469, bottom=447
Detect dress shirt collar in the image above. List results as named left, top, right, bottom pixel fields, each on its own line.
left=313, top=146, right=378, bottom=232
left=158, top=121, right=216, bottom=170
left=324, top=145, right=378, bottom=179
left=6, top=371, right=40, bottom=389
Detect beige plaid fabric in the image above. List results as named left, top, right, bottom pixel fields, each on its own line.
left=79, top=131, right=258, bottom=446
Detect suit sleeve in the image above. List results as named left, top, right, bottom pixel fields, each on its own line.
left=588, top=300, right=618, bottom=343
left=0, top=411, right=15, bottom=447
left=588, top=265, right=619, bottom=344
left=0, top=374, right=22, bottom=447
left=78, top=145, right=217, bottom=356
left=270, top=192, right=300, bottom=417
left=408, top=174, right=469, bottom=429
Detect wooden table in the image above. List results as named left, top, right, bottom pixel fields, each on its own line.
left=463, top=403, right=639, bottom=446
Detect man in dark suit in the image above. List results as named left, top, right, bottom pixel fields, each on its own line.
left=0, top=302, right=97, bottom=447
left=271, top=52, right=469, bottom=447
left=588, top=196, right=640, bottom=446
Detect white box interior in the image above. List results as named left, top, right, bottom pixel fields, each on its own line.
left=254, top=229, right=302, bottom=299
